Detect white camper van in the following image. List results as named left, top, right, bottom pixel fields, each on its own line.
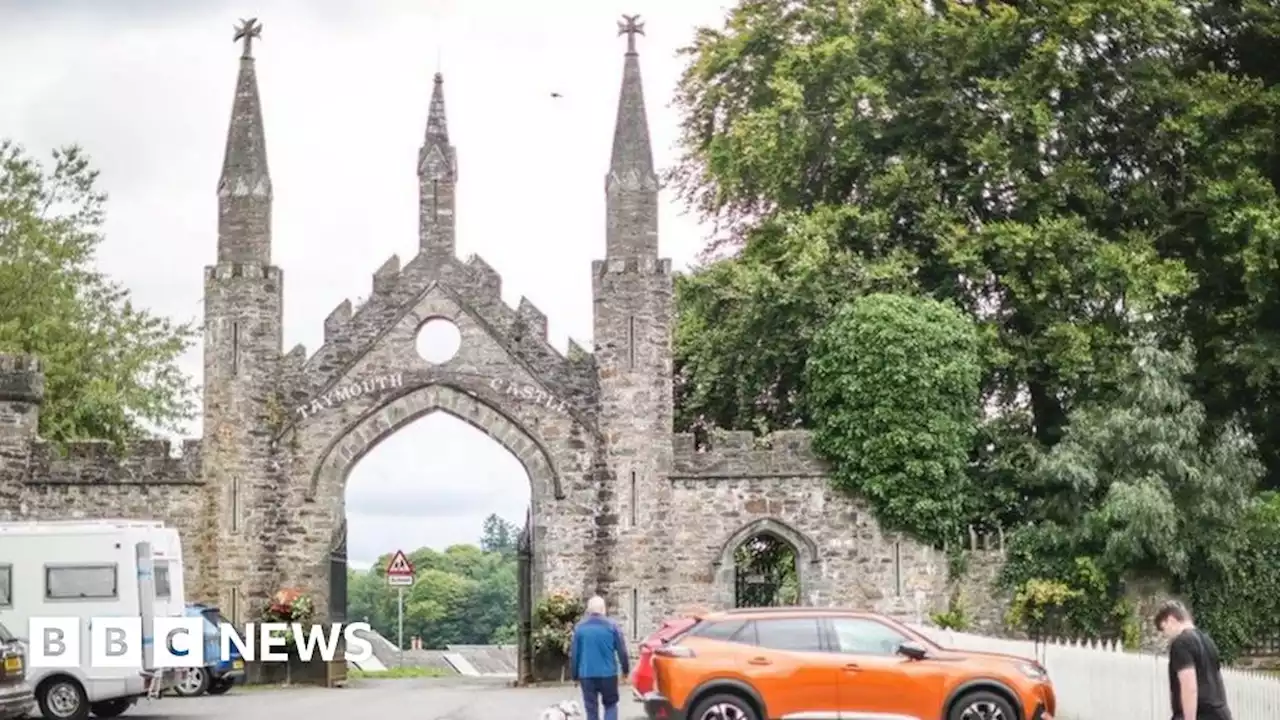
left=0, top=521, right=185, bottom=720
left=2, top=521, right=187, bottom=619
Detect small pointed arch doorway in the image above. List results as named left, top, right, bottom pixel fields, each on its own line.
left=714, top=518, right=819, bottom=608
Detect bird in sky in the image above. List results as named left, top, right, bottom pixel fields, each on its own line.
left=550, top=92, right=563, bottom=98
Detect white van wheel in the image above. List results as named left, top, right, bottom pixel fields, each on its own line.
left=175, top=668, right=209, bottom=697
left=37, top=678, right=89, bottom=720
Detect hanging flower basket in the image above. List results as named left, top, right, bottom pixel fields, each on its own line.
left=260, top=588, right=316, bottom=648
left=531, top=590, right=585, bottom=682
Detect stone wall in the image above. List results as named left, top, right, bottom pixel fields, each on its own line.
left=0, top=354, right=209, bottom=597
left=944, top=534, right=1009, bottom=636
left=648, top=428, right=953, bottom=627
left=265, top=279, right=605, bottom=619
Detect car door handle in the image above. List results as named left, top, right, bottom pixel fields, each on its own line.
left=747, top=657, right=771, bottom=666
left=843, top=663, right=860, bottom=672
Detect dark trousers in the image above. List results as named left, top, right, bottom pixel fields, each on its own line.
left=580, top=675, right=620, bottom=720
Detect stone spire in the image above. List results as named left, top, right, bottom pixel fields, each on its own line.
left=217, top=18, right=272, bottom=264
left=606, top=14, right=658, bottom=258
left=418, top=72, right=457, bottom=257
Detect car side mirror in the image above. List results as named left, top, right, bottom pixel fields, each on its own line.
left=897, top=641, right=928, bottom=661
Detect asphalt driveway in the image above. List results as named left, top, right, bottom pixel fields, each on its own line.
left=126, top=677, right=648, bottom=719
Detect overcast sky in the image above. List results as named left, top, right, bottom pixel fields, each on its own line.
left=0, top=0, right=727, bottom=568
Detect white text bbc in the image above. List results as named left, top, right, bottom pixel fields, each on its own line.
left=26, top=618, right=375, bottom=668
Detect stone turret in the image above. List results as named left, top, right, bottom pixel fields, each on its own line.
left=201, top=18, right=285, bottom=619
left=418, top=72, right=457, bottom=258
left=591, top=15, right=676, bottom=641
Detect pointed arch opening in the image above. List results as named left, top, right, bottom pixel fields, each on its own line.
left=311, top=382, right=561, bottom=682
left=713, top=518, right=819, bottom=609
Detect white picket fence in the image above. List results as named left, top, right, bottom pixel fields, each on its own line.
left=908, top=625, right=1280, bottom=720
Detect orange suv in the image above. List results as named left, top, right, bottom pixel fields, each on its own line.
left=644, top=607, right=1056, bottom=720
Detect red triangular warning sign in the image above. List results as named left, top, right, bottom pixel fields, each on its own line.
left=385, top=550, right=414, bottom=576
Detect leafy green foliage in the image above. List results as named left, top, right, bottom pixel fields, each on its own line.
left=673, top=211, right=917, bottom=435
left=1028, top=343, right=1260, bottom=578
left=0, top=141, right=197, bottom=447
left=670, top=0, right=1198, bottom=448
left=807, top=294, right=981, bottom=544
left=1002, top=342, right=1265, bottom=652
left=930, top=590, right=972, bottom=631
left=532, top=591, right=585, bottom=659
left=480, top=514, right=520, bottom=557
left=668, top=0, right=1280, bottom=656
left=732, top=532, right=800, bottom=607
left=1184, top=492, right=1280, bottom=659
left=1005, top=579, right=1084, bottom=643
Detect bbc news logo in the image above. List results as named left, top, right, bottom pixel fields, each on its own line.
left=27, top=618, right=375, bottom=668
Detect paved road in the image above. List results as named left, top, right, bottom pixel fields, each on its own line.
left=127, top=677, right=648, bottom=719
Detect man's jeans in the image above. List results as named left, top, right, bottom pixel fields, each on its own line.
left=580, top=675, right=620, bottom=720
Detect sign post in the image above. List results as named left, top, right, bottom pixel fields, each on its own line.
left=385, top=550, right=415, bottom=664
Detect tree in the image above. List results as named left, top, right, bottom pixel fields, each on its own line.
left=667, top=0, right=1280, bottom=451
left=1002, top=341, right=1265, bottom=650
left=0, top=141, right=197, bottom=446
left=1027, top=342, right=1260, bottom=578
left=479, top=513, right=519, bottom=557
left=341, top=519, right=524, bottom=648
left=806, top=293, right=982, bottom=543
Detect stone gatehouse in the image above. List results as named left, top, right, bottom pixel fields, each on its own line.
left=0, top=18, right=1009, bottom=653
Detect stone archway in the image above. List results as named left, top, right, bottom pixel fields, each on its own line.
left=309, top=382, right=562, bottom=675
left=713, top=517, right=820, bottom=609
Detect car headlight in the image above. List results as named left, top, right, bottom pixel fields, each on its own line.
left=1016, top=661, right=1048, bottom=680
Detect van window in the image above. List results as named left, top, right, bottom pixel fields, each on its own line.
left=154, top=561, right=171, bottom=599
left=46, top=565, right=117, bottom=600
left=0, top=565, right=11, bottom=607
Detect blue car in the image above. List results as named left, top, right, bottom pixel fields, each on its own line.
left=173, top=604, right=244, bottom=697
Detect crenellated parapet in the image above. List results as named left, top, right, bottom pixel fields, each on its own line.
left=27, top=438, right=203, bottom=485
left=671, top=428, right=826, bottom=479
left=285, top=248, right=597, bottom=416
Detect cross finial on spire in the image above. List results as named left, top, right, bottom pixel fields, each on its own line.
left=234, top=18, right=262, bottom=59
left=617, top=14, right=644, bottom=55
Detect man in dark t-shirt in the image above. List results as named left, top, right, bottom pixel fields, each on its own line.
left=1155, top=600, right=1233, bottom=720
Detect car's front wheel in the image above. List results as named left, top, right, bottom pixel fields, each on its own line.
left=948, top=689, right=1018, bottom=720
left=689, top=692, right=760, bottom=720
left=173, top=668, right=209, bottom=698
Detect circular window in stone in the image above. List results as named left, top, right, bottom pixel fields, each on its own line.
left=415, top=317, right=461, bottom=364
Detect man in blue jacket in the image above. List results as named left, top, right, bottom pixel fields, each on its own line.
left=569, top=595, right=630, bottom=720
